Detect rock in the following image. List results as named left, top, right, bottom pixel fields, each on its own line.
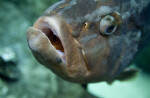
left=0, top=47, right=21, bottom=81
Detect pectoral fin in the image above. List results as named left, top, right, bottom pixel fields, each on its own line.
left=108, top=68, right=140, bottom=84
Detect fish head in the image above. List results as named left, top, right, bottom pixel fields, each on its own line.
left=26, top=0, right=142, bottom=83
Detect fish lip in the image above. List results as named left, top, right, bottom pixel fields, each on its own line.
left=26, top=26, right=66, bottom=65
left=41, top=26, right=66, bottom=63
left=32, top=16, right=67, bottom=64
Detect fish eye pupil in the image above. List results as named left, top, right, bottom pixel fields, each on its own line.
left=106, top=25, right=115, bottom=34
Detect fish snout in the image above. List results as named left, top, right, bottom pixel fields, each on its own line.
left=26, top=16, right=91, bottom=82
left=26, top=17, right=69, bottom=77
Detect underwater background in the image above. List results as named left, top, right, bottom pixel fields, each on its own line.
left=0, top=0, right=150, bottom=98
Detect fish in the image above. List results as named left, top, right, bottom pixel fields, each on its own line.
left=26, top=0, right=150, bottom=83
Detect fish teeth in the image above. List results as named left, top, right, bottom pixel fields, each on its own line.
left=56, top=50, right=66, bottom=63
left=56, top=50, right=64, bottom=57
left=52, top=29, right=59, bottom=37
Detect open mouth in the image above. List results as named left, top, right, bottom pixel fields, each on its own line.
left=33, top=19, right=65, bottom=62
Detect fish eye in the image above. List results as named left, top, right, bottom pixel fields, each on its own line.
left=99, top=12, right=121, bottom=35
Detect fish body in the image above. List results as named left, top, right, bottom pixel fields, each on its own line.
left=27, top=0, right=150, bottom=83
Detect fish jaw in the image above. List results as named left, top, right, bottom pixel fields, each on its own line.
left=26, top=16, right=95, bottom=83
left=26, top=27, right=68, bottom=76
